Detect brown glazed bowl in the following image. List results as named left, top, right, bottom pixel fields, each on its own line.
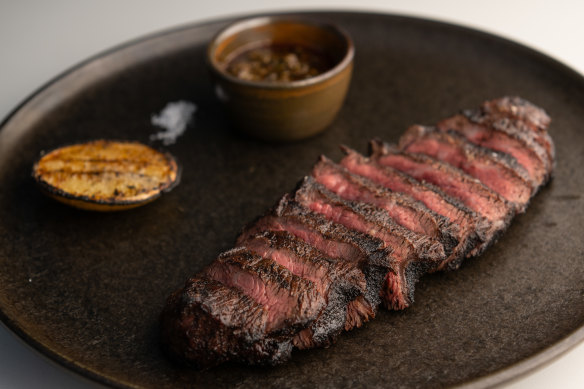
left=207, top=16, right=354, bottom=141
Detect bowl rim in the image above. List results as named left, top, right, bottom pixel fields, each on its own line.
left=206, top=15, right=355, bottom=89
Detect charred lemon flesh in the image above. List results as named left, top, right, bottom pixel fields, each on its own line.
left=32, top=140, right=180, bottom=211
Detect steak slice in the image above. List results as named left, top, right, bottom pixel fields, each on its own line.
left=447, top=97, right=554, bottom=168
left=437, top=112, right=551, bottom=188
left=238, top=194, right=389, bottom=325
left=162, top=196, right=390, bottom=369
left=481, top=96, right=551, bottom=133
left=241, top=230, right=364, bottom=295
left=161, top=277, right=291, bottom=368
left=478, top=101, right=554, bottom=171
left=294, top=176, right=446, bottom=309
left=480, top=97, right=555, bottom=171
left=239, top=230, right=367, bottom=349
left=205, top=248, right=323, bottom=333
left=161, top=242, right=356, bottom=368
left=399, top=125, right=533, bottom=212
left=312, top=155, right=459, bottom=257
left=370, top=140, right=513, bottom=236
left=340, top=148, right=486, bottom=268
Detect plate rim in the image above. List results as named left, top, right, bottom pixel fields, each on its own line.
left=1, top=9, right=583, bottom=389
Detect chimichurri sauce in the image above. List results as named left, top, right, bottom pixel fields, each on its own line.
left=225, top=44, right=333, bottom=82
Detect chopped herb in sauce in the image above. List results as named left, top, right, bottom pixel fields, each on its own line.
left=225, top=44, right=333, bottom=82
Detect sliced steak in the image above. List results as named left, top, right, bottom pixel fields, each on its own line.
left=296, top=176, right=446, bottom=264
left=399, top=125, right=533, bottom=212
left=481, top=96, right=551, bottom=133
left=162, top=96, right=556, bottom=370
left=161, top=241, right=362, bottom=368
left=437, top=112, right=551, bottom=188
left=340, top=148, right=486, bottom=268
left=473, top=97, right=555, bottom=170
left=312, top=155, right=459, bottom=256
left=205, top=247, right=323, bottom=333
left=161, top=277, right=291, bottom=368
left=294, top=176, right=445, bottom=309
left=240, top=230, right=364, bottom=295
left=480, top=97, right=555, bottom=172
left=370, top=140, right=514, bottom=238
left=447, top=97, right=554, bottom=169
left=238, top=194, right=389, bottom=324
left=485, top=114, right=554, bottom=173
left=239, top=230, right=367, bottom=348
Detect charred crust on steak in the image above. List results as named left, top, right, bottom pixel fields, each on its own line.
left=313, top=155, right=460, bottom=257
left=160, top=96, right=555, bottom=369
left=398, top=125, right=534, bottom=212
left=340, top=146, right=488, bottom=267
left=370, top=140, right=514, bottom=230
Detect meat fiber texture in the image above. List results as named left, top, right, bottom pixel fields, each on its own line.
left=160, top=96, right=555, bottom=368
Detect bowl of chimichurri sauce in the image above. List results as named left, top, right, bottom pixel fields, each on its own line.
left=207, top=16, right=354, bottom=141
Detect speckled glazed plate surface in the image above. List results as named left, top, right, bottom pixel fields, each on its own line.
left=0, top=11, right=583, bottom=389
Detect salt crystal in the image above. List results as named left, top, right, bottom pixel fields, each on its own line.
left=150, top=101, right=197, bottom=145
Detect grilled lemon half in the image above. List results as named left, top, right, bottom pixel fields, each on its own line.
left=32, top=140, right=180, bottom=211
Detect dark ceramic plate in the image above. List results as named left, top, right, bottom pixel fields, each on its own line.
left=0, top=11, right=583, bottom=389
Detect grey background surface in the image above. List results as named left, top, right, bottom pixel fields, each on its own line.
left=0, top=1, right=582, bottom=388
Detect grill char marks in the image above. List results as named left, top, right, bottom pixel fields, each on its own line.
left=240, top=230, right=367, bottom=349
left=370, top=140, right=513, bottom=235
left=340, top=149, right=485, bottom=268
left=239, top=195, right=390, bottom=275
left=399, top=125, right=533, bottom=212
left=161, top=277, right=289, bottom=368
left=162, top=202, right=386, bottom=369
left=312, top=155, right=459, bottom=257
left=479, top=97, right=555, bottom=174
left=240, top=230, right=363, bottom=295
left=437, top=112, right=552, bottom=188
left=479, top=97, right=555, bottom=170
left=295, top=176, right=446, bottom=265
left=205, top=248, right=323, bottom=333
left=294, top=176, right=445, bottom=309
left=481, top=96, right=551, bottom=134
left=478, top=97, right=555, bottom=173
left=237, top=194, right=389, bottom=323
